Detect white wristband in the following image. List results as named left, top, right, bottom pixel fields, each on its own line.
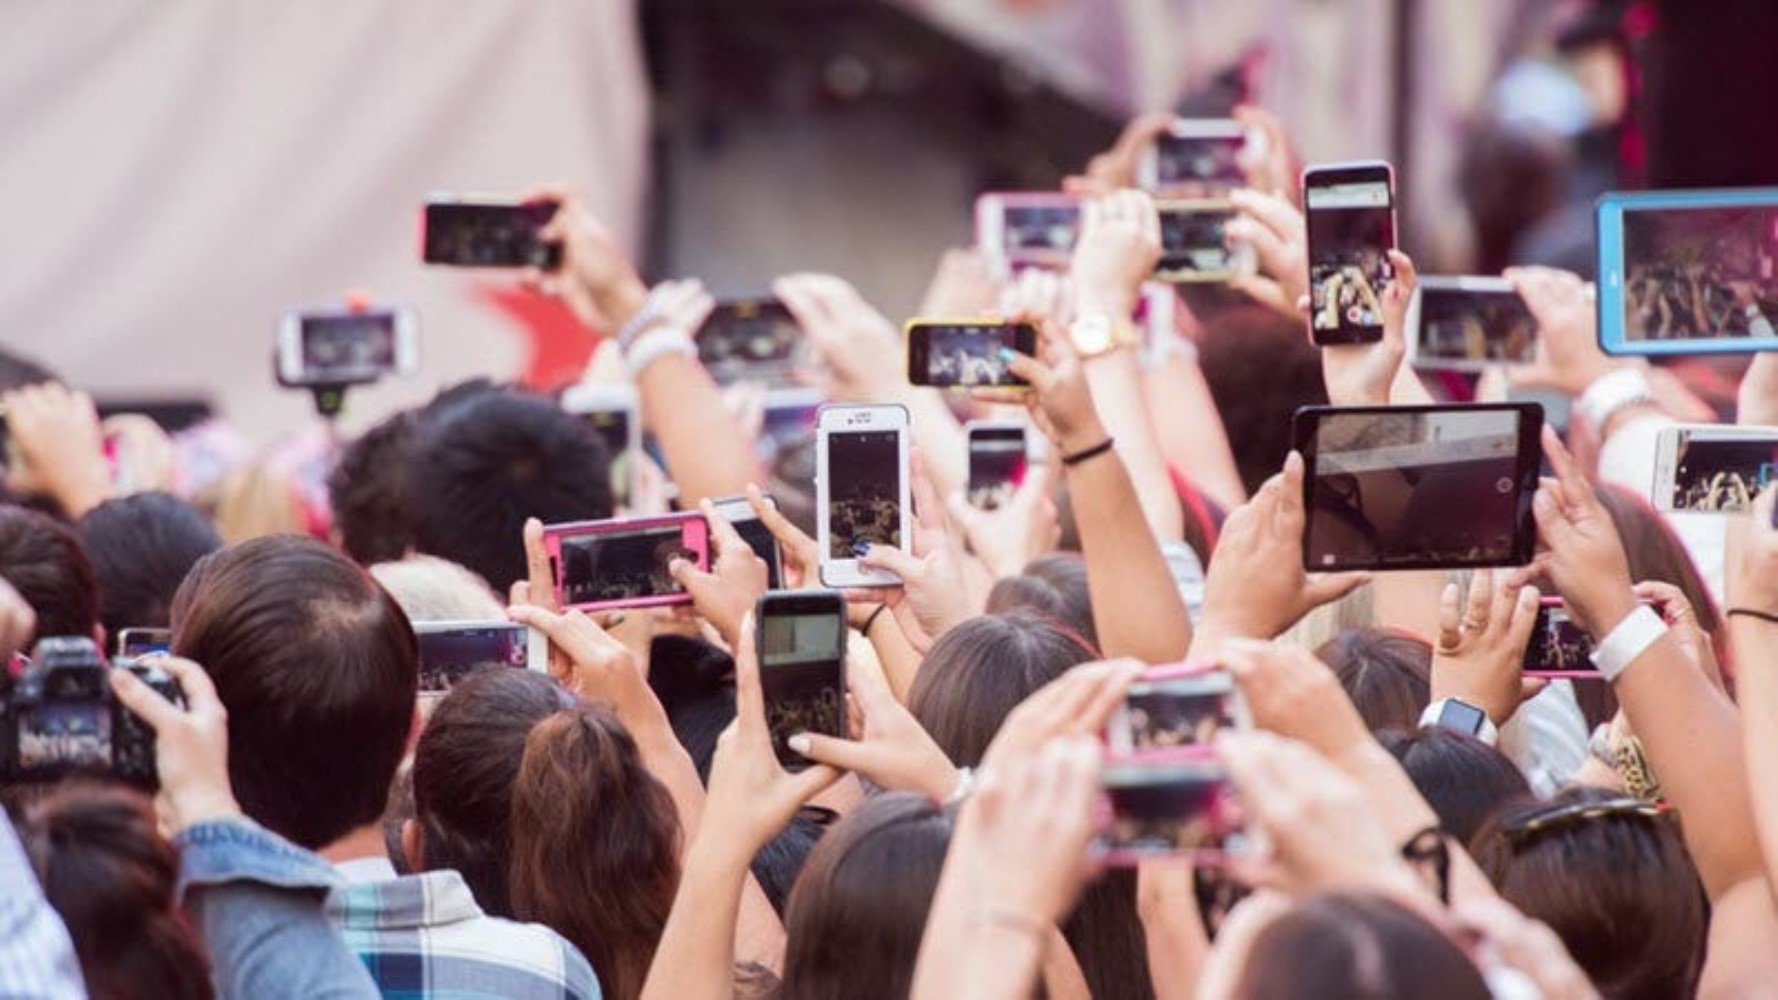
left=624, top=326, right=696, bottom=378
left=1589, top=605, right=1667, bottom=683
left=1575, top=368, right=1653, bottom=431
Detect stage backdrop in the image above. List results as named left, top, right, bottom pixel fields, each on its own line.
left=0, top=1, right=648, bottom=443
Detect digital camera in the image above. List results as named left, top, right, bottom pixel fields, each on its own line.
left=0, top=636, right=183, bottom=789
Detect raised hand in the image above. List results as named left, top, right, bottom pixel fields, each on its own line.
left=990, top=317, right=1107, bottom=456
left=671, top=498, right=770, bottom=648
left=786, top=650, right=959, bottom=798
left=775, top=273, right=906, bottom=402
left=1431, top=570, right=1544, bottom=727
left=978, top=659, right=1142, bottom=778
left=745, top=483, right=820, bottom=590
left=1232, top=105, right=1299, bottom=204
left=1220, top=639, right=1371, bottom=762
left=1070, top=191, right=1162, bottom=320
left=525, top=186, right=648, bottom=331
left=109, top=656, right=240, bottom=833
left=2, top=381, right=112, bottom=517
left=946, top=464, right=1060, bottom=580
left=852, top=450, right=978, bottom=651
left=1321, top=249, right=1417, bottom=405
left=1506, top=266, right=1624, bottom=397
left=1532, top=428, right=1639, bottom=638
left=1225, top=188, right=1308, bottom=319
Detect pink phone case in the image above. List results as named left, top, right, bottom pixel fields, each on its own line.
left=541, top=512, right=711, bottom=612
left=1095, top=746, right=1236, bottom=867
left=1523, top=597, right=1650, bottom=680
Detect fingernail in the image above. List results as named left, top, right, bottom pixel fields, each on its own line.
left=788, top=734, right=811, bottom=753
left=997, top=347, right=1016, bottom=361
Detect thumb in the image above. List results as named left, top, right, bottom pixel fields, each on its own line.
left=787, top=732, right=874, bottom=774
left=668, top=557, right=706, bottom=590
left=1303, top=571, right=1371, bottom=606
left=859, top=544, right=921, bottom=579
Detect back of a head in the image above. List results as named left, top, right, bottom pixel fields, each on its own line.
left=23, top=783, right=213, bottom=1000
left=170, top=534, right=417, bottom=850
left=0, top=504, right=100, bottom=645
left=1233, top=892, right=1490, bottom=1000
left=1196, top=305, right=1329, bottom=497
left=508, top=704, right=681, bottom=1000
left=407, top=389, right=613, bottom=592
left=1471, top=786, right=1707, bottom=1000
left=77, top=493, right=223, bottom=637
left=370, top=554, right=506, bottom=622
left=411, top=667, right=570, bottom=915
left=908, top=610, right=1095, bottom=768
left=1375, top=727, right=1530, bottom=844
left=984, top=552, right=1099, bottom=650
left=778, top=792, right=952, bottom=1000
left=329, top=410, right=419, bottom=566
left=1316, top=629, right=1431, bottom=733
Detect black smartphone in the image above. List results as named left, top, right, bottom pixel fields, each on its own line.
left=712, top=495, right=786, bottom=590
left=1303, top=162, right=1397, bottom=346
left=965, top=422, right=1028, bottom=511
left=1409, top=277, right=1538, bottom=370
left=905, top=321, right=1037, bottom=388
left=1293, top=403, right=1544, bottom=571
left=1522, top=599, right=1599, bottom=678
left=422, top=198, right=562, bottom=269
left=699, top=299, right=804, bottom=387
left=755, top=590, right=848, bottom=771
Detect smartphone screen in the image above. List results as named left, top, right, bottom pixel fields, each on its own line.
left=757, top=592, right=847, bottom=770
left=824, top=429, right=904, bottom=560
left=116, top=628, right=172, bottom=660
left=1107, top=671, right=1244, bottom=754
left=1295, top=404, right=1542, bottom=571
left=1156, top=201, right=1248, bottom=281
left=1150, top=131, right=1246, bottom=193
left=906, top=322, right=1036, bottom=387
left=1098, top=756, right=1237, bottom=861
left=556, top=523, right=697, bottom=606
left=1664, top=428, right=1778, bottom=512
left=1002, top=203, right=1081, bottom=263
left=699, top=299, right=804, bottom=387
left=413, top=622, right=532, bottom=695
left=1523, top=603, right=1597, bottom=677
left=1621, top=203, right=1778, bottom=345
left=1305, top=165, right=1396, bottom=345
left=289, top=311, right=408, bottom=385
left=422, top=200, right=561, bottom=269
left=967, top=426, right=1028, bottom=510
left=1413, top=281, right=1538, bottom=367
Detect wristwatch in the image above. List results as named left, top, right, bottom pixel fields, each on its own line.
left=1419, top=697, right=1499, bottom=746
left=1067, top=314, right=1137, bottom=359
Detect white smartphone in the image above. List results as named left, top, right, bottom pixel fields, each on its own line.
left=1406, top=276, right=1538, bottom=372
left=974, top=191, right=1082, bottom=276
left=1137, top=119, right=1256, bottom=195
left=816, top=403, right=911, bottom=588
left=410, top=619, right=549, bottom=695
left=276, top=306, right=419, bottom=387
left=560, top=383, right=641, bottom=510
left=1652, top=424, right=1778, bottom=513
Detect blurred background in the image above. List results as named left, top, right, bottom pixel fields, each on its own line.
left=0, top=0, right=1773, bottom=443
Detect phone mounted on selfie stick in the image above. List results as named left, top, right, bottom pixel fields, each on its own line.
left=273, top=291, right=391, bottom=422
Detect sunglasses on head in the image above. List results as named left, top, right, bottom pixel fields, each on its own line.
left=1496, top=796, right=1673, bottom=848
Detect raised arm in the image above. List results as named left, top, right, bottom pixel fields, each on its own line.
left=1729, top=488, right=1778, bottom=889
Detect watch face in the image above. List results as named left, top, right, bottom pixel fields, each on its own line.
left=1072, top=317, right=1114, bottom=355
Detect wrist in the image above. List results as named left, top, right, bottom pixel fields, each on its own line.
left=595, top=275, right=650, bottom=331
left=1074, top=288, right=1137, bottom=322
left=169, top=791, right=243, bottom=834
left=1055, top=419, right=1110, bottom=459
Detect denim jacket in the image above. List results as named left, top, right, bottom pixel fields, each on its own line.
left=175, top=815, right=380, bottom=1000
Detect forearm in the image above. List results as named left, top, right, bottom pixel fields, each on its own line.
left=637, top=356, right=764, bottom=506
left=892, top=388, right=968, bottom=501
left=1083, top=353, right=1184, bottom=543
left=912, top=848, right=1045, bottom=1000
left=1143, top=356, right=1245, bottom=512
left=864, top=615, right=923, bottom=704
left=1067, top=445, right=1193, bottom=662
left=1137, top=863, right=1209, bottom=1000
left=1732, top=619, right=1778, bottom=892
left=1388, top=361, right=1435, bottom=405
left=1738, top=354, right=1778, bottom=426
left=642, top=841, right=748, bottom=1000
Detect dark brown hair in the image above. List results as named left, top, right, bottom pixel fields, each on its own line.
left=1471, top=786, right=1707, bottom=1000
left=0, top=504, right=100, bottom=646
left=413, top=667, right=572, bottom=914
left=508, top=705, right=681, bottom=1000
left=23, top=783, right=214, bottom=1000
left=1234, top=892, right=1490, bottom=999
left=1316, top=628, right=1431, bottom=733
left=984, top=552, right=1099, bottom=650
left=775, top=793, right=952, bottom=1000
left=1375, top=726, right=1530, bottom=844
left=170, top=534, right=417, bottom=849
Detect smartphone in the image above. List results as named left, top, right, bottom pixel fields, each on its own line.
left=1303, top=162, right=1397, bottom=346
left=275, top=306, right=419, bottom=387
left=711, top=494, right=786, bottom=590
left=1597, top=188, right=1778, bottom=355
left=755, top=590, right=848, bottom=771
left=1293, top=403, right=1544, bottom=571
left=1407, top=277, right=1539, bottom=371
left=1137, top=119, right=1252, bottom=195
left=1106, top=665, right=1248, bottom=755
left=411, top=620, right=549, bottom=695
left=1522, top=599, right=1600, bottom=679
left=975, top=192, right=1082, bottom=274
left=1652, top=424, right=1778, bottom=513
left=541, top=513, right=712, bottom=611
left=1154, top=200, right=1255, bottom=283
left=1097, top=752, right=1242, bottom=864
left=698, top=298, right=806, bottom=388
left=115, top=628, right=171, bottom=660
left=421, top=196, right=562, bottom=269
left=965, top=422, right=1028, bottom=511
left=816, top=404, right=911, bottom=589
left=905, top=321, right=1036, bottom=388
left=560, top=383, right=641, bottom=510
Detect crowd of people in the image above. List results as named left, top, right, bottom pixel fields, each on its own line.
left=5, top=14, right=1778, bottom=1000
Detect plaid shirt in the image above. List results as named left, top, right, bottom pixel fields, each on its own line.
left=328, top=863, right=601, bottom=1000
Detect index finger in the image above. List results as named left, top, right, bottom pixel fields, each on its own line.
left=522, top=518, right=561, bottom=613
left=732, top=613, right=767, bottom=733
left=1541, top=426, right=1594, bottom=509
left=698, top=497, right=749, bottom=558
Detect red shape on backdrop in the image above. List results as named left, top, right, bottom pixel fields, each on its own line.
left=473, top=284, right=604, bottom=391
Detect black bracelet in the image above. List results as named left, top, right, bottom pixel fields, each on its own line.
left=861, top=604, right=890, bottom=635
left=1060, top=437, right=1115, bottom=467
left=1728, top=608, right=1778, bottom=625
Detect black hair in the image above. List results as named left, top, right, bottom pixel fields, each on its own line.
left=328, top=411, right=419, bottom=566
left=0, top=504, right=100, bottom=646
left=76, top=493, right=222, bottom=637
left=1376, top=726, right=1531, bottom=845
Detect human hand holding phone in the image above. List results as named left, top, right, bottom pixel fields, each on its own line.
left=1321, top=249, right=1417, bottom=406
left=986, top=317, right=1106, bottom=456
left=521, top=186, right=648, bottom=331
left=744, top=483, right=820, bottom=590
left=1505, top=267, right=1622, bottom=397
left=1532, top=428, right=1640, bottom=639
left=979, top=660, right=1143, bottom=779
left=1430, top=570, right=1544, bottom=727
left=918, top=247, right=1002, bottom=318
left=1070, top=191, right=1162, bottom=321
left=1231, top=105, right=1301, bottom=204
left=1728, top=487, right=1778, bottom=617
left=108, top=656, right=240, bottom=834
left=1070, top=111, right=1180, bottom=193
left=1219, top=640, right=1371, bottom=764
left=947, top=464, right=1060, bottom=580
left=776, top=273, right=906, bottom=402
left=849, top=449, right=977, bottom=652
left=1, top=382, right=111, bottom=518
left=670, top=498, right=770, bottom=649
left=1633, top=581, right=1723, bottom=687
left=784, top=649, right=959, bottom=798
left=511, top=517, right=659, bottom=706
left=1225, top=188, right=1309, bottom=320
